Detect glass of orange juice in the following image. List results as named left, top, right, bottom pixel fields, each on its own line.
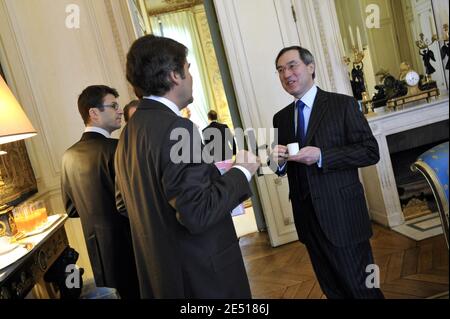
left=12, top=206, right=26, bottom=233
left=23, top=203, right=35, bottom=232
left=14, top=204, right=31, bottom=233
left=32, top=200, right=48, bottom=226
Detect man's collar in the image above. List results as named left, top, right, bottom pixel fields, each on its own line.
left=84, top=126, right=111, bottom=138
left=143, top=95, right=181, bottom=117
left=295, top=85, right=318, bottom=109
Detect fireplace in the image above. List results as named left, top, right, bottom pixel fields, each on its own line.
left=360, top=96, right=449, bottom=228
left=387, top=120, right=449, bottom=220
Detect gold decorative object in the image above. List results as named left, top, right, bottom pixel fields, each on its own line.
left=442, top=24, right=449, bottom=42
left=343, top=47, right=365, bottom=66
left=386, top=88, right=439, bottom=110
left=386, top=61, right=440, bottom=110
left=344, top=46, right=367, bottom=101
left=0, top=205, right=17, bottom=236
left=415, top=33, right=439, bottom=79
left=415, top=32, right=438, bottom=50
left=402, top=198, right=432, bottom=220
left=398, top=62, right=411, bottom=80
left=361, top=91, right=374, bottom=115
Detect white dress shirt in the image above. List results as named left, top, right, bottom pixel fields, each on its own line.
left=278, top=84, right=322, bottom=172
left=84, top=126, right=111, bottom=138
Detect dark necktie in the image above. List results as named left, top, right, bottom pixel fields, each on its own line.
left=296, top=100, right=306, bottom=145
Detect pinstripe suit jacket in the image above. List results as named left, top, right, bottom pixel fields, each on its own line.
left=273, top=88, right=379, bottom=247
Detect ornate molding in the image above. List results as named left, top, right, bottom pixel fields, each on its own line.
left=312, top=1, right=337, bottom=92
left=104, top=0, right=136, bottom=98
left=85, top=0, right=113, bottom=85
left=147, top=0, right=203, bottom=16
left=193, top=6, right=232, bottom=128
left=104, top=0, right=126, bottom=72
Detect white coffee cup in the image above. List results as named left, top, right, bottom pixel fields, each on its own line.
left=287, top=142, right=300, bottom=156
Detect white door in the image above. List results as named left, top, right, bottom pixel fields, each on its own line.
left=214, top=0, right=299, bottom=246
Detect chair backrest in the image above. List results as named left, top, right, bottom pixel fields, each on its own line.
left=411, top=141, right=449, bottom=248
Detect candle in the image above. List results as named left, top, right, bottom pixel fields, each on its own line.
left=348, top=25, right=355, bottom=48
left=343, top=37, right=349, bottom=54
left=356, top=26, right=363, bottom=51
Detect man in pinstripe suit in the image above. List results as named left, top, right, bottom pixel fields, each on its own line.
left=270, top=46, right=384, bottom=299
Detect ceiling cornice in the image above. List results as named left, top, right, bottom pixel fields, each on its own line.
left=146, top=0, right=203, bottom=16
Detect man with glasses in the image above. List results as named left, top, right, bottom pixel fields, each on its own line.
left=61, top=85, right=140, bottom=298
left=270, top=46, right=383, bottom=299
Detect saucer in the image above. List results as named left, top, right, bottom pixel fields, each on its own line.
left=0, top=238, right=19, bottom=255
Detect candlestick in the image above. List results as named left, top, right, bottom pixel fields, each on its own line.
left=356, top=26, right=363, bottom=51
left=343, top=37, right=349, bottom=54
left=348, top=25, right=355, bottom=48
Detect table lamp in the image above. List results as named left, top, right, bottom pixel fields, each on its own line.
left=0, top=75, right=37, bottom=145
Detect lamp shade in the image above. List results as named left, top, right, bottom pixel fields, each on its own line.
left=0, top=75, right=36, bottom=144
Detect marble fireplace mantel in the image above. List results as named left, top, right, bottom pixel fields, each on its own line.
left=361, top=95, right=449, bottom=227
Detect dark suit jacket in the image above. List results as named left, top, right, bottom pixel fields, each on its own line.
left=61, top=132, right=139, bottom=298
left=273, top=88, right=379, bottom=247
left=202, top=121, right=236, bottom=161
left=115, top=99, right=252, bottom=298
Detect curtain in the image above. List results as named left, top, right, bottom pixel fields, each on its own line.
left=150, top=11, right=211, bottom=130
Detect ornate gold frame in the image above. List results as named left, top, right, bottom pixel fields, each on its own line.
left=0, top=140, right=37, bottom=206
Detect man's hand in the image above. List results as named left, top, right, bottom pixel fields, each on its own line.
left=270, top=145, right=289, bottom=167
left=288, top=146, right=321, bottom=166
left=234, top=150, right=261, bottom=176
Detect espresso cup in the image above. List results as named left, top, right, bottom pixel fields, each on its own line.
left=287, top=142, right=299, bottom=156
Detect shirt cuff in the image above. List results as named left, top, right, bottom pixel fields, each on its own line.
left=317, top=151, right=322, bottom=168
left=233, top=165, right=252, bottom=182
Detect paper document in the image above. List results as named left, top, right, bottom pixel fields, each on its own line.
left=214, top=160, right=245, bottom=217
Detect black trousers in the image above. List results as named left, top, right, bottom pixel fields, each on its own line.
left=292, top=195, right=384, bottom=299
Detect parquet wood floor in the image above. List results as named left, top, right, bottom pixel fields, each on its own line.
left=239, top=224, right=448, bottom=299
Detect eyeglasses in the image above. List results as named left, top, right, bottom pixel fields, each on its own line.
left=276, top=61, right=302, bottom=75
left=100, top=102, right=120, bottom=111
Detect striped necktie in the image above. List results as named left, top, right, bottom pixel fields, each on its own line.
left=296, top=100, right=306, bottom=144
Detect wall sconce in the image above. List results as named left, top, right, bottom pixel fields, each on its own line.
left=0, top=75, right=37, bottom=145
